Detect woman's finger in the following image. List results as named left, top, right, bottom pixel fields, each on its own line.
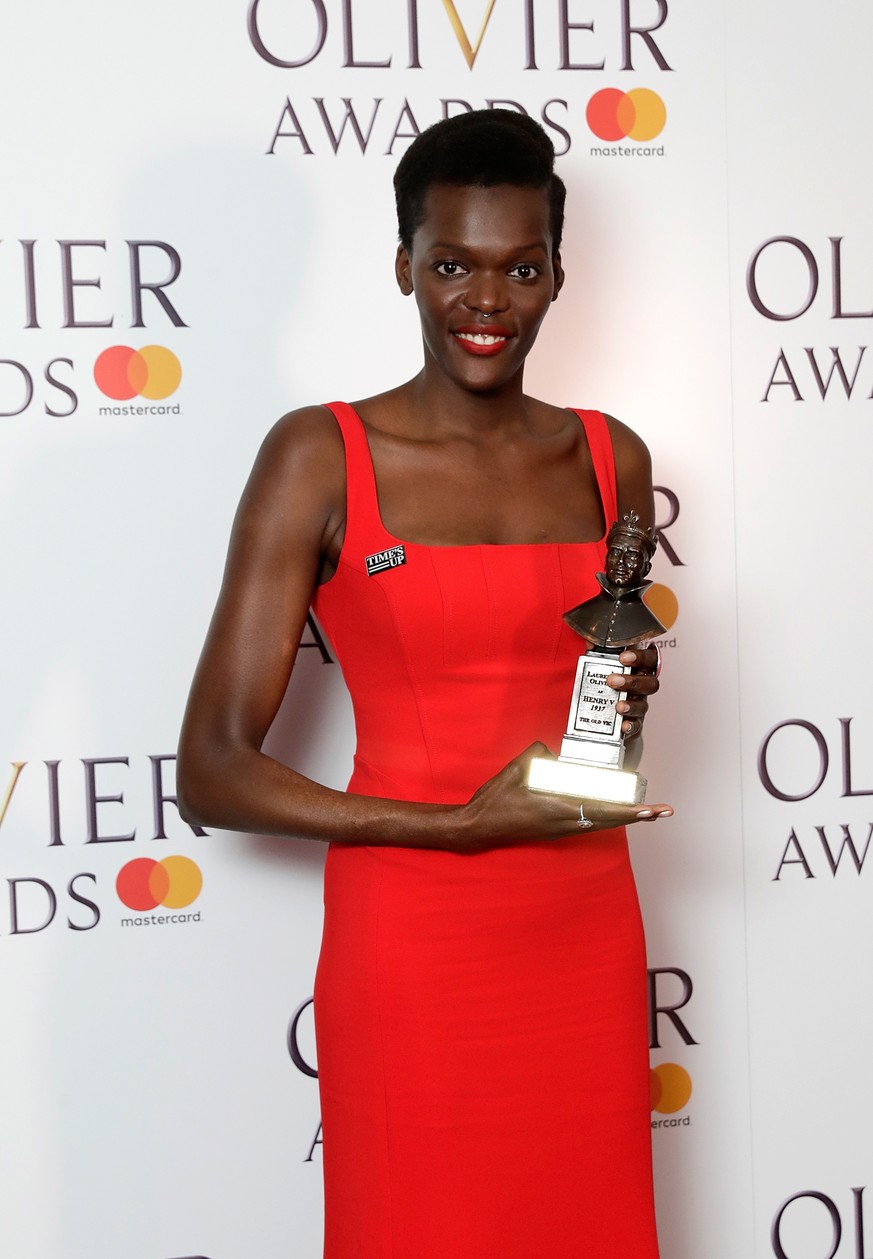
left=559, top=797, right=673, bottom=832
left=616, top=696, right=649, bottom=715
left=608, top=801, right=673, bottom=826
left=609, top=671, right=659, bottom=696
left=619, top=645, right=660, bottom=673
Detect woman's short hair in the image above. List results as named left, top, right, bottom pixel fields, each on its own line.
left=393, top=109, right=566, bottom=254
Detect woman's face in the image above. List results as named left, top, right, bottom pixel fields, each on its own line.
left=395, top=182, right=564, bottom=393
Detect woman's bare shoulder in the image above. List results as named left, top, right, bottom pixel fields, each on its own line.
left=256, top=403, right=345, bottom=473
left=234, top=404, right=347, bottom=541
left=603, top=412, right=654, bottom=524
left=603, top=412, right=651, bottom=469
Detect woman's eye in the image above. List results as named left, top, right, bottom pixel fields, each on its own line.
left=509, top=264, right=539, bottom=280
left=435, top=260, right=465, bottom=276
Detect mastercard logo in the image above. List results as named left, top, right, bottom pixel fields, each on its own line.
left=586, top=88, right=666, bottom=142
left=650, top=1063, right=692, bottom=1113
left=93, top=344, right=182, bottom=401
left=643, top=582, right=679, bottom=630
left=116, top=856, right=202, bottom=911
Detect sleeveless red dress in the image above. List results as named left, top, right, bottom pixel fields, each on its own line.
left=311, top=402, right=659, bottom=1259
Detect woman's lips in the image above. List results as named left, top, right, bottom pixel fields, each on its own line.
left=452, top=325, right=514, bottom=356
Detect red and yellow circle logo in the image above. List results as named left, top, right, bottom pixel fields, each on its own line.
left=643, top=582, right=679, bottom=630
left=650, top=1062, right=692, bottom=1113
left=116, top=856, right=202, bottom=911
left=586, top=89, right=667, bottom=142
left=93, top=345, right=182, bottom=401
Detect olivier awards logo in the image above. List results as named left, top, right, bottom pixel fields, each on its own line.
left=759, top=718, right=873, bottom=883
left=640, top=484, right=684, bottom=655
left=287, top=996, right=323, bottom=1162
left=747, top=235, right=873, bottom=406
left=648, top=965, right=697, bottom=1131
left=771, top=1184, right=871, bottom=1259
left=0, top=753, right=206, bottom=937
left=0, top=238, right=186, bottom=420
left=247, top=0, right=674, bottom=158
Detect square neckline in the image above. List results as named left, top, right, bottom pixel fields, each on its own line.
left=342, top=403, right=611, bottom=553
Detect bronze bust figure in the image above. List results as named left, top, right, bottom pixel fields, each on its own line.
left=563, top=511, right=666, bottom=648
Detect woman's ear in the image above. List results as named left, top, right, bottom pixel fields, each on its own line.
left=395, top=245, right=413, bottom=296
left=551, top=251, right=565, bottom=302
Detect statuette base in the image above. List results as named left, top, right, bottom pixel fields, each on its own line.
left=528, top=755, right=647, bottom=805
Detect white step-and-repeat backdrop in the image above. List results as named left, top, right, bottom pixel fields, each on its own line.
left=2, top=2, right=870, bottom=1256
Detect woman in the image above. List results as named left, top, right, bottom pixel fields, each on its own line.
left=178, top=110, right=671, bottom=1257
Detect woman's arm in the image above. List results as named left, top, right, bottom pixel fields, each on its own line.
left=607, top=413, right=656, bottom=531
left=177, top=405, right=455, bottom=847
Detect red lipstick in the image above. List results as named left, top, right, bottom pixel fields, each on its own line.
left=451, top=324, right=514, bottom=356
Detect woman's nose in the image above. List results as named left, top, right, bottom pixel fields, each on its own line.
left=464, top=273, right=508, bottom=315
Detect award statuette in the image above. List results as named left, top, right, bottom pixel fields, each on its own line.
left=528, top=511, right=666, bottom=806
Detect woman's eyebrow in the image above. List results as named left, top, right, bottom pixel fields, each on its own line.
left=425, top=240, right=548, bottom=253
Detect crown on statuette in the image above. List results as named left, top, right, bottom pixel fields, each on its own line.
left=606, top=510, right=657, bottom=556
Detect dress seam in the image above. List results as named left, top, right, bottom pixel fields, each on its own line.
left=549, top=546, right=568, bottom=662
left=373, top=855, right=395, bottom=1258
left=479, top=549, right=496, bottom=660
left=314, top=561, right=438, bottom=799
left=387, top=553, right=441, bottom=799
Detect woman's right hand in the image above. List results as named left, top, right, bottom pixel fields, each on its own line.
left=447, top=743, right=673, bottom=854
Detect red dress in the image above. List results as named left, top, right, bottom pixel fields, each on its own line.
left=311, top=402, right=659, bottom=1259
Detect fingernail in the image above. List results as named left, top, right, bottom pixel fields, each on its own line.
left=607, top=674, right=625, bottom=687
left=616, top=702, right=629, bottom=714
left=637, top=809, right=654, bottom=818
left=620, top=651, right=637, bottom=664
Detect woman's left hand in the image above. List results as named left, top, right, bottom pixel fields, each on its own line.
left=607, top=644, right=661, bottom=740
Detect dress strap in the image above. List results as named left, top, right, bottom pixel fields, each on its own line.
left=321, top=401, right=395, bottom=555
left=570, top=408, right=618, bottom=532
